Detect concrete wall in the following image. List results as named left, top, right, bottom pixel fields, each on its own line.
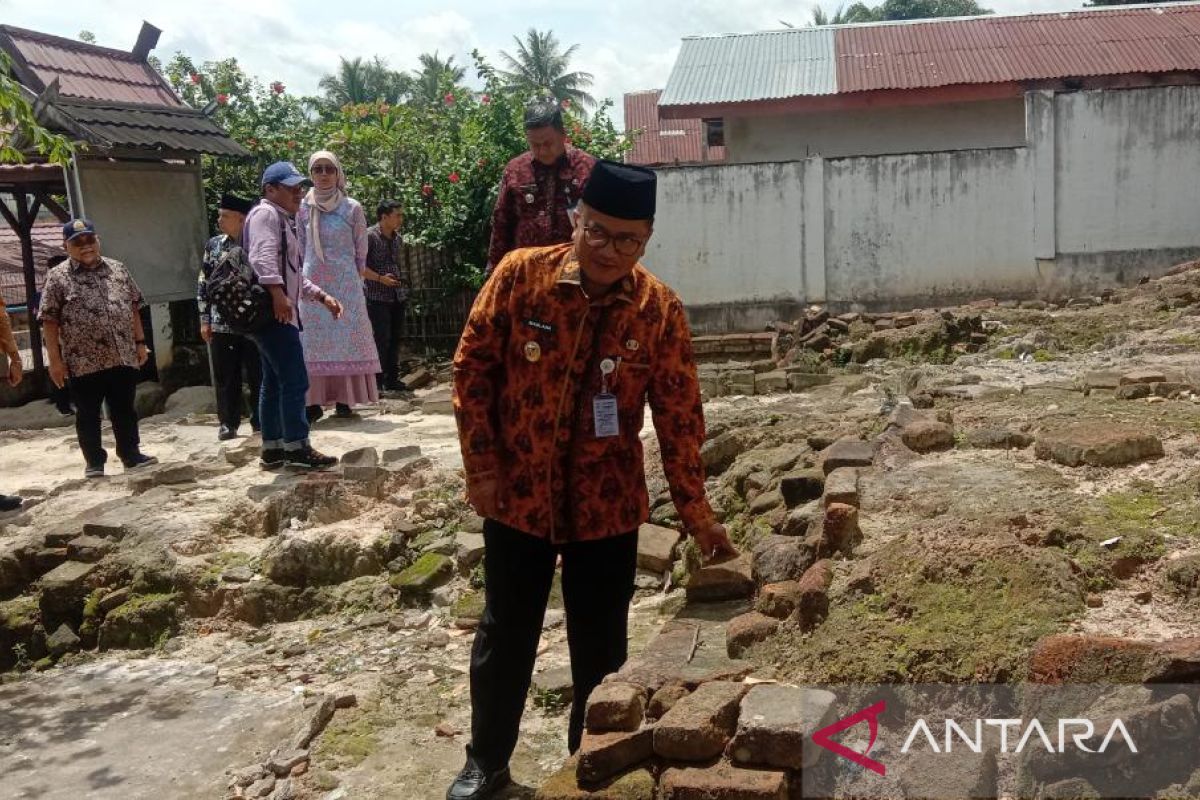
left=725, top=98, right=1026, bottom=162
left=824, top=148, right=1034, bottom=307
left=1049, top=85, right=1200, bottom=293
left=647, top=85, right=1200, bottom=328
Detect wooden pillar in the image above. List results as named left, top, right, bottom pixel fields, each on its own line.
left=13, top=194, right=45, bottom=374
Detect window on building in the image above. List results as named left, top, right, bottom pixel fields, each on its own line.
left=703, top=118, right=725, bottom=147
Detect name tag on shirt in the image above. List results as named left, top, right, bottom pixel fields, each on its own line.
left=593, top=393, right=619, bottom=438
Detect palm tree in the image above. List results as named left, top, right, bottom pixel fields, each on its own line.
left=318, top=56, right=410, bottom=109
left=811, top=3, right=880, bottom=24
left=498, top=28, right=596, bottom=111
left=409, top=52, right=467, bottom=105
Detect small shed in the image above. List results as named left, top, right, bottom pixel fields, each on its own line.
left=0, top=21, right=247, bottom=402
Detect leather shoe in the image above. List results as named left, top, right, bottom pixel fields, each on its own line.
left=217, top=425, right=237, bottom=441
left=446, top=754, right=510, bottom=800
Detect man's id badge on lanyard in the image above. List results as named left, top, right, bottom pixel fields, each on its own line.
left=593, top=358, right=619, bottom=438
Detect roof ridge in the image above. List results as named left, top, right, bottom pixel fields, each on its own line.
left=0, top=24, right=141, bottom=61
left=55, top=96, right=201, bottom=114
left=679, top=0, right=1200, bottom=39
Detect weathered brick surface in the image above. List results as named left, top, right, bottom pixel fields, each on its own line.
left=577, top=728, right=655, bottom=784
left=901, top=420, right=955, bottom=453
left=653, top=681, right=746, bottom=761
left=726, top=612, right=780, bottom=658
left=755, top=581, right=801, bottom=619
left=822, top=467, right=859, bottom=508
left=637, top=524, right=681, bottom=574
left=729, top=685, right=837, bottom=770
left=647, top=683, right=690, bottom=720
left=795, top=559, right=833, bottom=630
left=822, top=503, right=861, bottom=556
left=585, top=682, right=646, bottom=733
left=536, top=756, right=655, bottom=800
left=660, top=763, right=788, bottom=799
left=1034, top=424, right=1163, bottom=467
left=686, top=555, right=755, bottom=602
left=819, top=439, right=874, bottom=474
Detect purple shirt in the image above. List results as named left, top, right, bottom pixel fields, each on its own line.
left=244, top=198, right=323, bottom=327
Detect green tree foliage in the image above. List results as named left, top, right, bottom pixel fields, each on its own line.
left=812, top=0, right=992, bottom=25
left=499, top=29, right=596, bottom=110
left=317, top=56, right=411, bottom=110
left=409, top=52, right=468, bottom=107
left=0, top=53, right=74, bottom=165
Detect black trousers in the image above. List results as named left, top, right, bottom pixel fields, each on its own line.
left=469, top=519, right=637, bottom=772
left=209, top=331, right=262, bottom=430
left=366, top=299, right=405, bottom=390
left=69, top=366, right=141, bottom=467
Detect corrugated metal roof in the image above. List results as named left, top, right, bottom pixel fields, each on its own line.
left=836, top=5, right=1200, bottom=92
left=0, top=25, right=179, bottom=106
left=624, top=90, right=726, bottom=166
left=660, top=3, right=1200, bottom=107
left=660, top=28, right=836, bottom=107
left=56, top=98, right=251, bottom=157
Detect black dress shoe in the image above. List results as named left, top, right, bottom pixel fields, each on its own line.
left=446, top=757, right=510, bottom=800
left=0, top=494, right=21, bottom=512
left=218, top=425, right=237, bottom=441
left=306, top=405, right=325, bottom=424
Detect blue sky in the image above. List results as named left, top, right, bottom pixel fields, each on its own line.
left=3, top=0, right=1082, bottom=125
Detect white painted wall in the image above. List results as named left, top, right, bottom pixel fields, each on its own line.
left=824, top=148, right=1034, bottom=306
left=1055, top=86, right=1200, bottom=254
left=726, top=98, right=1026, bottom=162
left=644, top=162, right=806, bottom=306
left=647, top=85, right=1200, bottom=323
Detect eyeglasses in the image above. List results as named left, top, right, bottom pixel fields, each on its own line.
left=581, top=223, right=645, bottom=257
left=68, top=235, right=97, bottom=247
left=310, top=164, right=337, bottom=176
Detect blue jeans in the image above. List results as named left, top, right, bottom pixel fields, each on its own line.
left=250, top=321, right=310, bottom=450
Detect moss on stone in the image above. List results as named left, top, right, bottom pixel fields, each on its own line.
left=0, top=596, right=38, bottom=630
left=98, top=593, right=181, bottom=651
left=389, top=553, right=453, bottom=596
left=313, top=708, right=386, bottom=769
left=452, top=591, right=484, bottom=621
left=761, top=533, right=1084, bottom=684
left=535, top=757, right=655, bottom=799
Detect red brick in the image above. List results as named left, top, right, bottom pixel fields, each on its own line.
left=795, top=559, right=832, bottom=631
left=822, top=503, right=861, bottom=556
left=755, top=581, right=801, bottom=619
left=726, top=612, right=780, bottom=658
left=654, top=681, right=746, bottom=761
left=585, top=682, right=645, bottom=732
left=577, top=728, right=654, bottom=784
left=660, top=763, right=788, bottom=799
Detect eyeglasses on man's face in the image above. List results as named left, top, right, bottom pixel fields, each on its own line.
left=581, top=222, right=645, bottom=257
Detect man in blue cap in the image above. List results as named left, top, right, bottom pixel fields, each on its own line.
left=242, top=162, right=344, bottom=470
left=40, top=219, right=157, bottom=478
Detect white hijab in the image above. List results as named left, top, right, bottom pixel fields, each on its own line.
left=305, top=150, right=346, bottom=264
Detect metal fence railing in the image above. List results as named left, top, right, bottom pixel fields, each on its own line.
left=401, top=287, right=477, bottom=355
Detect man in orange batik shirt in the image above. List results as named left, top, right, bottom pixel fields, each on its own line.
left=448, top=160, right=737, bottom=800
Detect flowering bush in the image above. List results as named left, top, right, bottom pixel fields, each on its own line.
left=165, top=51, right=631, bottom=288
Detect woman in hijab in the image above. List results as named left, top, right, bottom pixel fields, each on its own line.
left=298, top=150, right=380, bottom=420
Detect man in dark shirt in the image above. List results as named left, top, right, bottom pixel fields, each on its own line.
left=198, top=192, right=261, bottom=440
left=362, top=199, right=409, bottom=391
left=485, top=98, right=595, bottom=275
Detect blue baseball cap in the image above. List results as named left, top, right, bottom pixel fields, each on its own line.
left=261, top=161, right=309, bottom=188
left=62, top=218, right=96, bottom=241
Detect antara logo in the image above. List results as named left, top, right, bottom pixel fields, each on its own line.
left=812, top=700, right=888, bottom=776
left=811, top=702, right=1139, bottom=774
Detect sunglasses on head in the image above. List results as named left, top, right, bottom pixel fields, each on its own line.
left=310, top=164, right=337, bottom=176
